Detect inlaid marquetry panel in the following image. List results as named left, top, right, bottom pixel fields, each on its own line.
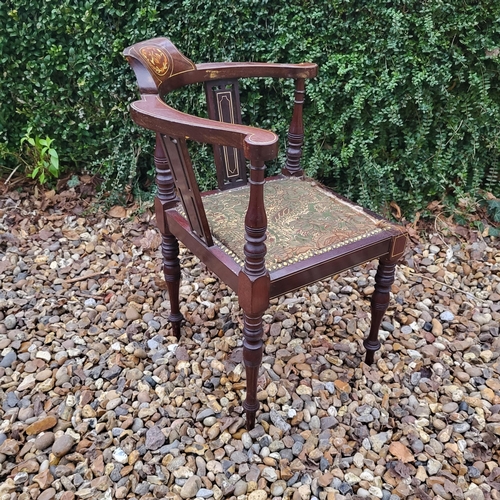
left=205, top=79, right=247, bottom=190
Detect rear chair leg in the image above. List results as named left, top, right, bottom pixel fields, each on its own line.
left=161, top=232, right=183, bottom=338
left=154, top=133, right=183, bottom=338
left=364, top=257, right=397, bottom=364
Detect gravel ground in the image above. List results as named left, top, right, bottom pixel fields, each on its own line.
left=0, top=187, right=499, bottom=500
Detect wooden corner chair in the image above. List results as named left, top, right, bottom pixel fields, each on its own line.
left=124, top=37, right=407, bottom=430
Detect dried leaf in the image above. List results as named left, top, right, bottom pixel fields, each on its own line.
left=443, top=479, right=463, bottom=496
left=362, top=364, right=381, bottom=383
left=426, top=200, right=443, bottom=212
left=38, top=229, right=54, bottom=241
left=470, top=442, right=492, bottom=461
left=389, top=442, right=414, bottom=463
left=414, top=488, right=432, bottom=500
left=0, top=233, right=20, bottom=245
left=228, top=348, right=243, bottom=364
left=108, top=205, right=127, bottom=218
left=390, top=201, right=402, bottom=220
left=62, top=229, right=80, bottom=241
left=139, top=229, right=162, bottom=250
left=174, top=346, right=190, bottom=361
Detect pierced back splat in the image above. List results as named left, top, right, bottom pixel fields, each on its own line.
left=159, top=134, right=213, bottom=246
left=205, top=79, right=247, bottom=190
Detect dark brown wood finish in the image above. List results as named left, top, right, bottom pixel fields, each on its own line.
left=125, top=37, right=408, bottom=430
left=153, top=136, right=183, bottom=338
left=205, top=79, right=248, bottom=190
left=364, top=257, right=397, bottom=364
left=238, top=158, right=270, bottom=429
left=283, top=78, right=306, bottom=177
left=160, top=134, right=213, bottom=246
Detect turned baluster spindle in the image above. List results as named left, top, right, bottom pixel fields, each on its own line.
left=154, top=134, right=178, bottom=207
left=243, top=160, right=267, bottom=277
left=283, top=78, right=306, bottom=177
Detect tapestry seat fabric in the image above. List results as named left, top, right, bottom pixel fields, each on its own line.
left=201, top=178, right=389, bottom=271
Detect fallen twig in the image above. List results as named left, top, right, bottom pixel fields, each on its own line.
left=64, top=270, right=108, bottom=283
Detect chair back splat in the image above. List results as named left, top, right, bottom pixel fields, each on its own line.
left=124, top=37, right=407, bottom=430
left=205, top=78, right=248, bottom=190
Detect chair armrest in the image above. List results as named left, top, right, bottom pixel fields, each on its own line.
left=160, top=62, right=318, bottom=92
left=130, top=95, right=279, bottom=162
left=196, top=62, right=318, bottom=80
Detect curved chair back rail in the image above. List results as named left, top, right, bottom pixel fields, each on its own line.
left=124, top=37, right=317, bottom=94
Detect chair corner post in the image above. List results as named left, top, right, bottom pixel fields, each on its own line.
left=239, top=157, right=270, bottom=429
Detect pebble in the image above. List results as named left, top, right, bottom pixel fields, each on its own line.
left=112, top=448, right=128, bottom=464
left=0, top=349, right=16, bottom=367
left=180, top=475, right=202, bottom=499
left=248, top=491, right=268, bottom=500
left=439, top=311, right=455, bottom=322
left=4, top=314, right=17, bottom=329
left=427, top=458, right=442, bottom=475
left=145, top=425, right=166, bottom=450
left=51, top=435, right=74, bottom=458
left=34, top=432, right=55, bottom=451
left=26, top=416, right=58, bottom=435
left=38, top=488, right=57, bottom=500
left=0, top=189, right=498, bottom=500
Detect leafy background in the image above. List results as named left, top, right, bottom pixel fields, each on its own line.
left=1, top=0, right=499, bottom=216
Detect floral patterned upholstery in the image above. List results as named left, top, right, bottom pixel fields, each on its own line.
left=202, top=178, right=389, bottom=270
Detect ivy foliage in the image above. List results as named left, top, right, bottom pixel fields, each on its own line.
left=1, top=0, right=499, bottom=213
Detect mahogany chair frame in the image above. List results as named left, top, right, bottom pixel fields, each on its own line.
left=124, top=38, right=407, bottom=429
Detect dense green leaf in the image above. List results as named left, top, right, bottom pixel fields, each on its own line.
left=1, top=0, right=499, bottom=212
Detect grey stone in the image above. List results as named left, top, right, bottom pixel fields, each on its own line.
left=440, top=311, right=455, bottom=322
left=196, top=408, right=215, bottom=421
left=112, top=448, right=128, bottom=464
left=370, top=432, right=389, bottom=453
left=270, top=409, right=291, bottom=433
left=196, top=488, right=214, bottom=499
left=51, top=434, right=74, bottom=458
left=34, top=432, right=55, bottom=451
left=180, top=475, right=202, bottom=499
left=145, top=425, right=166, bottom=451
left=0, top=349, right=16, bottom=368
left=4, top=314, right=17, bottom=329
left=262, top=466, right=278, bottom=482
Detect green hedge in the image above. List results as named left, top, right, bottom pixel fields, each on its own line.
left=1, top=0, right=499, bottom=214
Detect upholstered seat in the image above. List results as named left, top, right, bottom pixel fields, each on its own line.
left=124, top=36, right=408, bottom=429
left=202, top=177, right=393, bottom=271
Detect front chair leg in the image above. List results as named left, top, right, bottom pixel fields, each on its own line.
left=161, top=233, right=183, bottom=338
left=364, top=257, right=397, bottom=364
left=242, top=312, right=264, bottom=430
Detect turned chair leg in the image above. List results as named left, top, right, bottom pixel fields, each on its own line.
left=153, top=134, right=183, bottom=338
left=364, top=257, right=397, bottom=364
left=242, top=312, right=264, bottom=430
left=161, top=232, right=183, bottom=338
